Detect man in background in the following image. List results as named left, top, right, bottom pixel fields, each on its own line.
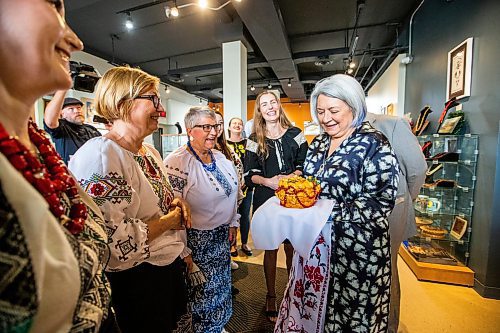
left=366, top=112, right=427, bottom=333
left=44, top=90, right=101, bottom=164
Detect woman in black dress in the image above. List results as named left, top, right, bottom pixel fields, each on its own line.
left=227, top=117, right=253, bottom=256
left=244, top=91, right=308, bottom=322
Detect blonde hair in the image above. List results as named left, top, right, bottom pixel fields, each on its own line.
left=94, top=66, right=160, bottom=121
left=253, top=91, right=292, bottom=158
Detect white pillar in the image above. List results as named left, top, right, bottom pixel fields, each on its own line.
left=222, top=41, right=247, bottom=126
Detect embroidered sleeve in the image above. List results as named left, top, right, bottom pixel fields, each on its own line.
left=163, top=150, right=191, bottom=199
left=70, top=144, right=151, bottom=271
left=79, top=172, right=150, bottom=270
left=243, top=138, right=263, bottom=188
left=294, top=133, right=309, bottom=172
left=329, top=139, right=400, bottom=232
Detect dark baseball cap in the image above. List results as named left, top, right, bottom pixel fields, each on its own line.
left=62, top=97, right=83, bottom=108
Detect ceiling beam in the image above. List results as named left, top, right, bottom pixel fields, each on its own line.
left=233, top=0, right=306, bottom=100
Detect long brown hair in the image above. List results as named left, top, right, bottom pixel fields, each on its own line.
left=215, top=111, right=234, bottom=162
left=253, top=91, right=292, bottom=158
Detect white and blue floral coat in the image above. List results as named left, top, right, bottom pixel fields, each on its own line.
left=276, top=122, right=399, bottom=333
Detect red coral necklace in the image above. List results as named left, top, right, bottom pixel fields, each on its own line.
left=0, top=119, right=86, bottom=234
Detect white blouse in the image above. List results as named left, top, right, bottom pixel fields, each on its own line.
left=164, top=146, right=240, bottom=230
left=0, top=151, right=110, bottom=332
left=69, top=137, right=190, bottom=271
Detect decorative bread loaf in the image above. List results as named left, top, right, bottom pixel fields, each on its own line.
left=275, top=175, right=321, bottom=208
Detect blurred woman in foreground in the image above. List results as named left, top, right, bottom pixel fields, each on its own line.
left=0, top=0, right=110, bottom=331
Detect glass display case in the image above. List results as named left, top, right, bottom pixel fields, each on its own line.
left=401, top=134, right=478, bottom=280
left=162, top=134, right=187, bottom=157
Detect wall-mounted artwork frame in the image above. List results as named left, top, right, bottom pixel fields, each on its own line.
left=446, top=37, right=473, bottom=101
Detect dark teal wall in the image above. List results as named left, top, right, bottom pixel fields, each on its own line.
left=404, top=0, right=500, bottom=298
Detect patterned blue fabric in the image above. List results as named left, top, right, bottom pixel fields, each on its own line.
left=187, top=224, right=232, bottom=333
left=209, top=166, right=232, bottom=197
left=303, top=122, right=399, bottom=333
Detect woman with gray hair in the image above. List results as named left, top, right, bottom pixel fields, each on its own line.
left=164, top=106, right=240, bottom=333
left=275, top=74, right=400, bottom=333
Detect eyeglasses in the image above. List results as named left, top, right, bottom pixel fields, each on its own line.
left=193, top=124, right=222, bottom=132
left=134, top=95, right=162, bottom=109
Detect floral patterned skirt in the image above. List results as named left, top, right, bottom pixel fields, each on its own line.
left=275, top=223, right=332, bottom=333
left=187, top=224, right=232, bottom=333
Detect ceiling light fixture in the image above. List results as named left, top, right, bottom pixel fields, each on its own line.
left=125, top=12, right=134, bottom=30
left=171, top=6, right=179, bottom=16
left=314, top=56, right=333, bottom=67
left=199, top=98, right=202, bottom=105
left=159, top=0, right=242, bottom=19
left=347, top=68, right=354, bottom=75
left=165, top=85, right=170, bottom=94
left=267, top=82, right=272, bottom=89
left=165, top=4, right=179, bottom=18
left=287, top=79, right=292, bottom=87
left=250, top=84, right=255, bottom=91
left=349, top=62, right=356, bottom=69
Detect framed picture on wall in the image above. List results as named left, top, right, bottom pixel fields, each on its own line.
left=446, top=37, right=473, bottom=101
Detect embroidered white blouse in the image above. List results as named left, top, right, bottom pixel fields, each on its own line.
left=164, top=146, right=240, bottom=230
left=0, top=152, right=109, bottom=332
left=69, top=137, right=190, bottom=271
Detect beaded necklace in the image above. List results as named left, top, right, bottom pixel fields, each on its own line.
left=187, top=140, right=216, bottom=172
left=0, top=119, right=86, bottom=234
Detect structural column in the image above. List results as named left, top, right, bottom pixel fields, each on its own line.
left=222, top=41, right=247, bottom=126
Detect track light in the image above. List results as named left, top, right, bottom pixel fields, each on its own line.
left=349, top=62, right=356, bottom=69
left=165, top=5, right=179, bottom=18
left=267, top=82, right=272, bottom=89
left=287, top=79, right=292, bottom=87
left=123, top=0, right=243, bottom=20
left=165, top=85, right=170, bottom=94
left=199, top=98, right=203, bottom=105
left=125, top=12, right=134, bottom=30
left=171, top=6, right=179, bottom=16
left=250, top=84, right=255, bottom=91
left=347, top=68, right=354, bottom=74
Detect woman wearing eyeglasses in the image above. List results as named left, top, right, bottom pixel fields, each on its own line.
left=164, top=107, right=240, bottom=333
left=69, top=66, right=193, bottom=333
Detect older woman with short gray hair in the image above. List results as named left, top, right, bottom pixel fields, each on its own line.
left=275, top=74, right=400, bottom=332
left=164, top=106, right=240, bottom=333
